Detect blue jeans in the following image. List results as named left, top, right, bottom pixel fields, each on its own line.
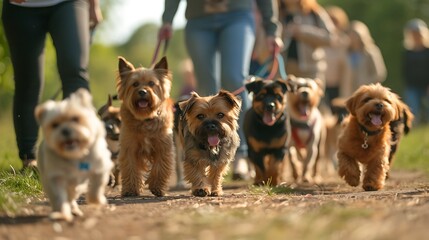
left=404, top=87, right=429, bottom=124
left=185, top=10, right=255, bottom=155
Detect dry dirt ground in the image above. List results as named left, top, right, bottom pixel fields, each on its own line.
left=1, top=169, right=429, bottom=240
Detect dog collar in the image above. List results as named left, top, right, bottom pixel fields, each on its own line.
left=359, top=124, right=382, bottom=149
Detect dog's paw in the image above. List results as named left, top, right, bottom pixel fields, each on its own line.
left=121, top=191, right=139, bottom=197
left=362, top=184, right=380, bottom=191
left=344, top=174, right=360, bottom=187
left=192, top=188, right=210, bottom=197
left=49, top=211, right=73, bottom=222
left=71, top=207, right=84, bottom=217
left=150, top=188, right=165, bottom=197
left=209, top=190, right=223, bottom=197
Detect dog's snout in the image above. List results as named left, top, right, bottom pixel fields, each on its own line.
left=265, top=102, right=275, bottom=111
left=300, top=91, right=309, bottom=99
left=375, top=103, right=384, bottom=110
left=138, top=89, right=148, bottom=97
left=61, top=128, right=71, bottom=137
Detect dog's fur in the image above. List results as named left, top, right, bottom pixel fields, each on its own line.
left=116, top=56, right=174, bottom=197
left=337, top=83, right=413, bottom=191
left=243, top=78, right=290, bottom=186
left=35, top=89, right=113, bottom=221
left=177, top=90, right=241, bottom=196
left=97, top=94, right=121, bottom=187
left=286, top=76, right=326, bottom=183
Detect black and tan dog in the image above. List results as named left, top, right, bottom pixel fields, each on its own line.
left=97, top=94, right=121, bottom=187
left=177, top=90, right=241, bottom=197
left=243, top=78, right=291, bottom=186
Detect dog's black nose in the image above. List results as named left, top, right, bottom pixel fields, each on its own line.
left=266, top=102, right=275, bottom=111
left=138, top=89, right=147, bottom=97
left=205, top=123, right=217, bottom=131
left=375, top=103, right=383, bottom=110
left=61, top=128, right=71, bottom=137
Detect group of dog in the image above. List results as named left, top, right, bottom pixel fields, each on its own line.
left=34, top=56, right=413, bottom=221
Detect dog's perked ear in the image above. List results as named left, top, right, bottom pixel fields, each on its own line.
left=118, top=56, right=135, bottom=80
left=178, top=92, right=199, bottom=117
left=98, top=94, right=113, bottom=117
left=154, top=56, right=168, bottom=70
left=218, top=89, right=242, bottom=109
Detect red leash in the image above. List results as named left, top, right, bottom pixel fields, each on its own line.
left=150, top=38, right=169, bottom=67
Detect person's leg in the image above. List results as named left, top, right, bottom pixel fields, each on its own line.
left=49, top=0, right=90, bottom=98
left=185, top=18, right=219, bottom=96
left=2, top=1, right=48, bottom=165
left=404, top=86, right=422, bottom=125
left=219, top=10, right=256, bottom=178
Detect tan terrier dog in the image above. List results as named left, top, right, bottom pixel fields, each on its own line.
left=286, top=75, right=326, bottom=183
left=97, top=94, right=121, bottom=187
left=116, top=56, right=174, bottom=197
left=337, top=83, right=413, bottom=191
left=177, top=90, right=241, bottom=197
left=36, top=89, right=113, bottom=221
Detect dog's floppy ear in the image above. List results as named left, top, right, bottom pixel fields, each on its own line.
left=154, top=56, right=168, bottom=70
left=179, top=91, right=199, bottom=116
left=34, top=100, right=57, bottom=124
left=245, top=78, right=265, bottom=94
left=402, top=102, right=414, bottom=134
left=118, top=56, right=135, bottom=80
left=285, top=74, right=297, bottom=92
left=274, top=79, right=290, bottom=93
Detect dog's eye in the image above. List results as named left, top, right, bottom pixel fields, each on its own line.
left=197, top=114, right=205, bottom=120
left=148, top=81, right=155, bottom=87
left=71, top=116, right=80, bottom=123
left=363, top=97, right=372, bottom=103
left=276, top=94, right=283, bottom=101
left=217, top=113, right=224, bottom=119
left=51, top=122, right=59, bottom=129
left=132, top=82, right=139, bottom=87
left=384, top=98, right=391, bottom=104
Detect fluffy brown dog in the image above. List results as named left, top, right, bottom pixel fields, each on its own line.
left=177, top=90, right=241, bottom=197
left=286, top=75, right=326, bottom=183
left=98, top=94, right=121, bottom=187
left=116, top=56, right=174, bottom=197
left=337, top=83, right=412, bottom=191
left=243, top=78, right=290, bottom=186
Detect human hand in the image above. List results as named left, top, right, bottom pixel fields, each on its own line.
left=158, top=24, right=173, bottom=40
left=266, top=36, right=284, bottom=54
left=89, top=0, right=103, bottom=30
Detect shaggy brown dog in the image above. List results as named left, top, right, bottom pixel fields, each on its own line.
left=116, top=56, right=174, bottom=197
left=286, top=76, right=326, bottom=183
left=177, top=90, right=241, bottom=197
left=243, top=78, right=290, bottom=186
left=98, top=94, right=121, bottom=187
left=337, top=83, right=412, bottom=191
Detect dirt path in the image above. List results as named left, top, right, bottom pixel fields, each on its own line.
left=1, top=169, right=429, bottom=240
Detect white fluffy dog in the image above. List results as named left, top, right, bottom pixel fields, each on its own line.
left=35, top=88, right=113, bottom=221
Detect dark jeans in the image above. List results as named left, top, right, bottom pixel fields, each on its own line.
left=2, top=0, right=90, bottom=161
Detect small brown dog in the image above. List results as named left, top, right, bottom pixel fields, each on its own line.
left=243, top=78, right=290, bottom=186
left=98, top=94, right=121, bottom=187
left=337, top=83, right=413, bottom=191
left=177, top=90, right=241, bottom=197
left=116, top=56, right=174, bottom=197
left=286, top=75, right=326, bottom=183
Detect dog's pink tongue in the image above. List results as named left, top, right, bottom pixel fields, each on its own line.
left=299, top=104, right=309, bottom=117
left=138, top=99, right=149, bottom=108
left=208, top=135, right=220, bottom=147
left=263, top=112, right=276, bottom=126
left=370, top=114, right=382, bottom=126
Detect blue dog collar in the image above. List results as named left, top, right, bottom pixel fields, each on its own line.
left=78, top=162, right=90, bottom=171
